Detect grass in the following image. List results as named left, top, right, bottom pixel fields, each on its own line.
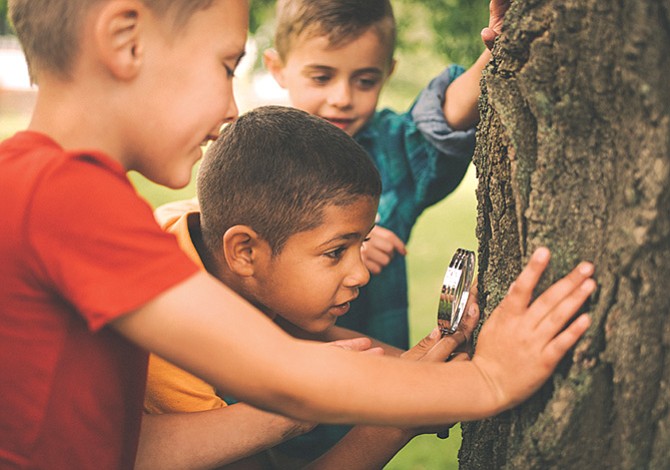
left=384, top=167, right=477, bottom=470
left=1, top=42, right=479, bottom=469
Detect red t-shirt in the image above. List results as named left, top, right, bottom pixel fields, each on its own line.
left=0, top=132, right=199, bottom=469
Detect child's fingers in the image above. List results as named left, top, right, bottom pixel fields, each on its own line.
left=422, top=331, right=468, bottom=362
left=469, top=282, right=479, bottom=301
left=448, top=352, right=471, bottom=362
left=528, top=262, right=594, bottom=326
left=481, top=28, right=496, bottom=50
left=542, top=314, right=592, bottom=365
left=325, top=337, right=373, bottom=352
left=458, top=302, right=480, bottom=340
left=402, top=328, right=441, bottom=361
left=386, top=230, right=407, bottom=256
left=503, top=247, right=551, bottom=312
left=535, top=278, right=596, bottom=339
left=361, top=346, right=386, bottom=356
left=422, top=302, right=479, bottom=362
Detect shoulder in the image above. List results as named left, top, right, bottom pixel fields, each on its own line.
left=357, top=108, right=416, bottom=145
left=1, top=131, right=130, bottom=199
left=155, top=198, right=201, bottom=230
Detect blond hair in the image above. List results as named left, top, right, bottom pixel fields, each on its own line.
left=274, top=0, right=395, bottom=64
left=9, top=0, right=215, bottom=82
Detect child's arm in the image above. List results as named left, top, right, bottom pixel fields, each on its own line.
left=321, top=325, right=404, bottom=356
left=136, top=310, right=477, bottom=469
left=443, top=50, right=492, bottom=130
left=443, top=0, right=511, bottom=130
left=273, top=315, right=405, bottom=357
left=137, top=337, right=383, bottom=469
left=300, top=307, right=480, bottom=470
left=136, top=403, right=313, bottom=470
left=112, top=247, right=593, bottom=426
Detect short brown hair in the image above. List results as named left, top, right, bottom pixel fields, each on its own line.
left=274, top=0, right=396, bottom=64
left=197, top=106, right=381, bottom=256
left=9, top=0, right=215, bottom=82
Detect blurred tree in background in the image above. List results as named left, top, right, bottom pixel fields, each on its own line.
left=0, top=0, right=9, bottom=35
left=248, top=0, right=275, bottom=34
left=0, top=0, right=488, bottom=66
left=248, top=0, right=489, bottom=66
left=395, top=0, right=489, bottom=65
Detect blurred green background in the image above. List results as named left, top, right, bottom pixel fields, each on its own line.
left=1, top=0, right=484, bottom=467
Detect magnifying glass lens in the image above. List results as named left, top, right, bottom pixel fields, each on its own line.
left=437, top=248, right=475, bottom=335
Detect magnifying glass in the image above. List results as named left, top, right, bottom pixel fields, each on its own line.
left=435, top=248, right=475, bottom=440
left=437, top=248, right=476, bottom=336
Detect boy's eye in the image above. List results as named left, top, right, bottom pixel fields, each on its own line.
left=224, top=64, right=236, bottom=79
left=310, top=74, right=331, bottom=85
left=325, top=246, right=346, bottom=260
left=355, top=77, right=380, bottom=90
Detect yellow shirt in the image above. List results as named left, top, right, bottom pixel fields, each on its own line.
left=143, top=198, right=227, bottom=413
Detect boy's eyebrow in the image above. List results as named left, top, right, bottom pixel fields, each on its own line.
left=319, top=223, right=376, bottom=247
left=318, top=232, right=364, bottom=247
left=302, top=64, right=384, bottom=76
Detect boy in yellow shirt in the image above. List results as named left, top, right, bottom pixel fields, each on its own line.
left=146, top=105, right=483, bottom=468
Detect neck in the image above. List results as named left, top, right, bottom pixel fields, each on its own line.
left=28, top=73, right=128, bottom=168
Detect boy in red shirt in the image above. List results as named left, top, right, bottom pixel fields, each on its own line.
left=0, top=1, right=595, bottom=468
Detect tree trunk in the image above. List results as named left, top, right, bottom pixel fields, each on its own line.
left=460, top=1, right=670, bottom=468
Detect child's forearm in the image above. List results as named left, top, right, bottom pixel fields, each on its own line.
left=117, top=253, right=593, bottom=429
left=273, top=318, right=404, bottom=357
left=117, top=275, right=501, bottom=426
left=303, top=425, right=414, bottom=470
left=320, top=325, right=405, bottom=357
left=443, top=49, right=492, bottom=130
left=135, top=403, right=312, bottom=470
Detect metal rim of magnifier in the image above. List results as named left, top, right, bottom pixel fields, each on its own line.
left=437, top=248, right=475, bottom=335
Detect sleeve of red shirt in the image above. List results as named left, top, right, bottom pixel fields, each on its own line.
left=25, top=152, right=199, bottom=331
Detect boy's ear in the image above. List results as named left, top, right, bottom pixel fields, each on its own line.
left=222, top=226, right=267, bottom=277
left=263, top=49, right=287, bottom=89
left=93, top=0, right=144, bottom=79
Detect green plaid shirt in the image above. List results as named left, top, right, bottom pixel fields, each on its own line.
left=337, top=64, right=475, bottom=350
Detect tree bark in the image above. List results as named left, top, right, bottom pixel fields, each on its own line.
left=460, top=1, right=670, bottom=468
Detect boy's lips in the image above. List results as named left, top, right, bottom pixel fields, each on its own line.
left=330, top=302, right=352, bottom=316
left=330, top=293, right=358, bottom=316
left=323, top=117, right=354, bottom=130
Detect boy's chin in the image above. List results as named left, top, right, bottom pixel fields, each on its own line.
left=157, top=174, right=192, bottom=190
left=160, top=164, right=198, bottom=189
left=300, top=319, right=336, bottom=336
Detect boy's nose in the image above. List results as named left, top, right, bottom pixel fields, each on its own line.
left=209, top=97, right=238, bottom=142
left=327, top=81, right=353, bottom=109
left=223, top=93, right=239, bottom=123
left=345, top=256, right=371, bottom=289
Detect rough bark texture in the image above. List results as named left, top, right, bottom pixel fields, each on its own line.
left=460, top=0, right=670, bottom=468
